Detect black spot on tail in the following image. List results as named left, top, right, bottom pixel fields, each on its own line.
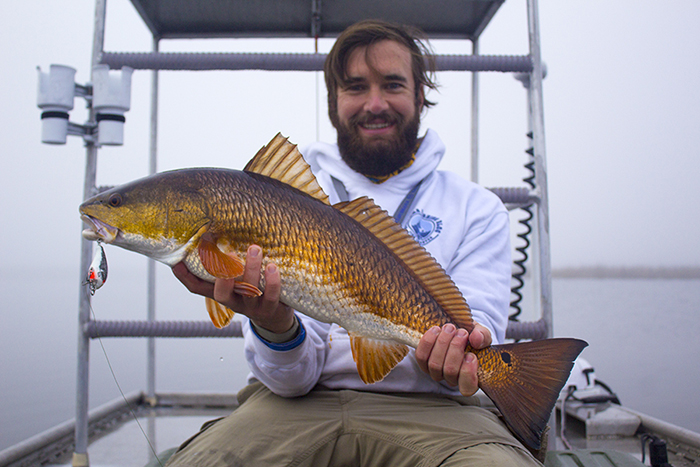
left=500, top=352, right=512, bottom=366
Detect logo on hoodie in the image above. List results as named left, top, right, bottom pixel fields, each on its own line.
left=406, top=209, right=442, bottom=246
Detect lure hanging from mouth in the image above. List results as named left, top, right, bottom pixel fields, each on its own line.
left=85, top=241, right=108, bottom=295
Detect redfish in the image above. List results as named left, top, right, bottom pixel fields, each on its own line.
left=80, top=134, right=586, bottom=449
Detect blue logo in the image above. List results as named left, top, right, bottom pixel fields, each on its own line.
left=407, top=209, right=442, bottom=246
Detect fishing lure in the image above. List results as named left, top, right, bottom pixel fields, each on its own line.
left=86, top=241, right=108, bottom=295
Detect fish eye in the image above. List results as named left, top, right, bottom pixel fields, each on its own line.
left=108, top=193, right=123, bottom=207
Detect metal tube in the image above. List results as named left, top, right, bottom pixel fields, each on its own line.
left=74, top=156, right=96, bottom=467
left=146, top=36, right=159, bottom=408
left=0, top=392, right=144, bottom=466
left=526, top=0, right=553, bottom=338
left=99, top=51, right=533, bottom=73
left=515, top=73, right=543, bottom=326
left=618, top=406, right=700, bottom=450
left=85, top=320, right=244, bottom=338
left=470, top=39, right=479, bottom=183
left=74, top=2, right=106, bottom=465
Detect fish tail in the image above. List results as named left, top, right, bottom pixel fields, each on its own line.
left=476, top=338, right=587, bottom=450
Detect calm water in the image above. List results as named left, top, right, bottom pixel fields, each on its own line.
left=2, top=264, right=699, bottom=451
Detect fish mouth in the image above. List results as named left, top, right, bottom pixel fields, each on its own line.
left=81, top=214, right=119, bottom=244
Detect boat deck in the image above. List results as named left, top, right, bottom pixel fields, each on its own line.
left=3, top=391, right=699, bottom=467
left=1, top=393, right=234, bottom=467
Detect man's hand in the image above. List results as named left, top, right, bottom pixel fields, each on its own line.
left=415, top=323, right=492, bottom=396
left=172, top=244, right=296, bottom=335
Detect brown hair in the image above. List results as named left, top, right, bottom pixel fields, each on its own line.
left=324, top=20, right=438, bottom=125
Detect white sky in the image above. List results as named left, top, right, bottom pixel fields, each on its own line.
left=1, top=0, right=700, bottom=272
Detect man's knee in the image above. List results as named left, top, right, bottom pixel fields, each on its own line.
left=439, top=443, right=542, bottom=466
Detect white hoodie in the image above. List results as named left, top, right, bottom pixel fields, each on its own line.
left=243, top=129, right=511, bottom=397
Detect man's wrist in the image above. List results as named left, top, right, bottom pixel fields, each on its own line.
left=250, top=315, right=300, bottom=344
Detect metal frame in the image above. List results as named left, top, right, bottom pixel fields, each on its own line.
left=526, top=0, right=554, bottom=339
left=73, top=2, right=106, bottom=465
left=72, top=0, right=552, bottom=463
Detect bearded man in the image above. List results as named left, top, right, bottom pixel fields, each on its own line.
left=169, top=19, right=542, bottom=467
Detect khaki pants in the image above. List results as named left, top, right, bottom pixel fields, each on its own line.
left=165, top=382, right=542, bottom=467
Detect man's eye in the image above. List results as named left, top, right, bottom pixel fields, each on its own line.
left=345, top=84, right=366, bottom=92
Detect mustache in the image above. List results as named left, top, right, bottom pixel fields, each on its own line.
left=349, top=111, right=402, bottom=127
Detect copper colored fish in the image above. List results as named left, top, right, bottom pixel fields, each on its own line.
left=79, top=133, right=586, bottom=450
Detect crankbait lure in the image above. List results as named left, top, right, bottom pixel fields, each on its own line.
left=86, top=241, right=108, bottom=295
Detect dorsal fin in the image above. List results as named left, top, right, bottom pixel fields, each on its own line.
left=335, top=197, right=474, bottom=331
left=245, top=133, right=330, bottom=205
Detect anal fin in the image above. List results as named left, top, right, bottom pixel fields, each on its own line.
left=349, top=334, right=409, bottom=384
left=205, top=297, right=236, bottom=329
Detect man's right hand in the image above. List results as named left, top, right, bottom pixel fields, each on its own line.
left=415, top=323, right=491, bottom=397
left=172, top=244, right=296, bottom=335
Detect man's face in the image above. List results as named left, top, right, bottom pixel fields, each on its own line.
left=333, top=40, right=424, bottom=178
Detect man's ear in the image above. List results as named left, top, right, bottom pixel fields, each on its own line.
left=417, top=87, right=426, bottom=113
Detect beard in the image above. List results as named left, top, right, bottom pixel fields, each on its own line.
left=335, top=109, right=420, bottom=179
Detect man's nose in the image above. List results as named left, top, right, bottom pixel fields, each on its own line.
left=364, top=87, right=390, bottom=114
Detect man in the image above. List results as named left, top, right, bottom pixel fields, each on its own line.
left=168, top=20, right=541, bottom=466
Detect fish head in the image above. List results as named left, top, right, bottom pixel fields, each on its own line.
left=79, top=170, right=211, bottom=265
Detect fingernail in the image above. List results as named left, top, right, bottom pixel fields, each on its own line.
left=465, top=352, right=476, bottom=364
left=456, top=329, right=467, bottom=339
left=249, top=246, right=260, bottom=257
left=267, top=263, right=277, bottom=274
left=430, top=326, right=441, bottom=335
left=443, top=324, right=455, bottom=334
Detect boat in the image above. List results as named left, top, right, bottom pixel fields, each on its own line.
left=4, top=0, right=700, bottom=466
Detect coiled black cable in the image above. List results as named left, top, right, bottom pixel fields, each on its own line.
left=509, top=135, right=536, bottom=322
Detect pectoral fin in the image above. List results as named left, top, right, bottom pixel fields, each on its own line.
left=197, top=236, right=263, bottom=298
left=349, top=334, right=409, bottom=384
left=233, top=281, right=263, bottom=297
left=198, top=235, right=245, bottom=279
left=205, top=297, right=236, bottom=329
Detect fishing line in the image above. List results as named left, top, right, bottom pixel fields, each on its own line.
left=86, top=288, right=165, bottom=467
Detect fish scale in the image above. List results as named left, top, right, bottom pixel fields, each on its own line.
left=203, top=174, right=448, bottom=341
left=79, top=133, right=587, bottom=451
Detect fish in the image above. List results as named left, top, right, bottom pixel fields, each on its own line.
left=79, top=133, right=587, bottom=450
left=85, top=241, right=108, bottom=295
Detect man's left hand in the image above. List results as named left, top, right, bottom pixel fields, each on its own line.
left=415, top=323, right=492, bottom=396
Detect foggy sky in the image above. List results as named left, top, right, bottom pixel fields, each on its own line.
left=1, top=0, right=699, bottom=273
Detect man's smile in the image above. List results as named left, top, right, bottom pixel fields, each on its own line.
left=361, top=122, right=392, bottom=130
left=355, top=113, right=400, bottom=137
